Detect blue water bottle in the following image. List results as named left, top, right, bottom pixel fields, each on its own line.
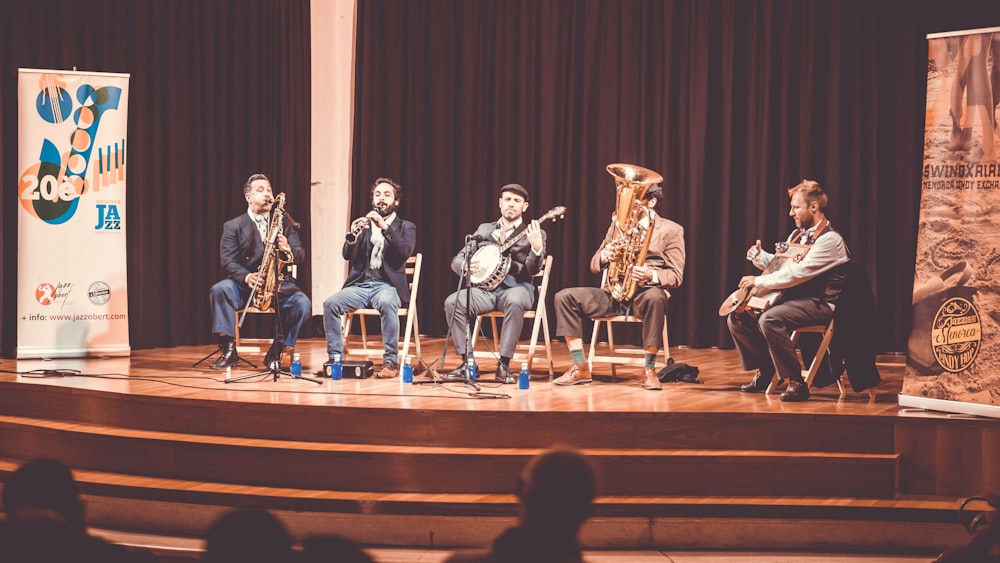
left=467, top=357, right=478, bottom=381
left=290, top=353, right=302, bottom=377
left=331, top=353, right=343, bottom=380
left=403, top=355, right=414, bottom=383
left=518, top=361, right=530, bottom=389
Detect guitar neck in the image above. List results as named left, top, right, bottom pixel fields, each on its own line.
left=498, top=229, right=530, bottom=253
left=497, top=209, right=562, bottom=253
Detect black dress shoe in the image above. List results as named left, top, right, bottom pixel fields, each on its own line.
left=443, top=366, right=468, bottom=381
left=495, top=363, right=516, bottom=384
left=780, top=379, right=810, bottom=402
left=264, top=341, right=284, bottom=371
left=740, top=370, right=774, bottom=393
left=209, top=340, right=240, bottom=370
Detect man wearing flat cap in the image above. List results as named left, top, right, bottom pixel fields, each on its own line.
left=552, top=183, right=685, bottom=390
left=443, top=183, right=547, bottom=383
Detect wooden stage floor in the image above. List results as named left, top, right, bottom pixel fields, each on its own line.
left=0, top=337, right=906, bottom=414
left=0, top=338, right=992, bottom=558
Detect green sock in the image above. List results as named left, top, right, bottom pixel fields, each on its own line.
left=570, top=348, right=586, bottom=365
left=644, top=352, right=657, bottom=369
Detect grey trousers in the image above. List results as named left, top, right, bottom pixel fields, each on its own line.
left=444, top=283, right=534, bottom=358
left=727, top=297, right=833, bottom=381
left=554, top=286, right=667, bottom=349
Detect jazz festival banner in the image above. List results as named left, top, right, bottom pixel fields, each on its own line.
left=16, top=69, right=130, bottom=358
left=900, top=28, right=1000, bottom=418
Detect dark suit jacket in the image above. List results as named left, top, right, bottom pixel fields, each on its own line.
left=220, top=212, right=306, bottom=294
left=802, top=261, right=881, bottom=392
left=342, top=215, right=417, bottom=302
left=451, top=220, right=547, bottom=290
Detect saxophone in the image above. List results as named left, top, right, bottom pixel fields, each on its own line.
left=603, top=163, right=663, bottom=302
left=250, top=193, right=295, bottom=311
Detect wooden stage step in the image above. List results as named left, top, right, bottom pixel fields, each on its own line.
left=0, top=413, right=899, bottom=498
left=0, top=456, right=968, bottom=556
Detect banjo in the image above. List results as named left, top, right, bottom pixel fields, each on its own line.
left=468, top=206, right=566, bottom=291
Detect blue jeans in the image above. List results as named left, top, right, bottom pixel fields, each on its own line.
left=323, top=281, right=402, bottom=363
left=209, top=280, right=311, bottom=347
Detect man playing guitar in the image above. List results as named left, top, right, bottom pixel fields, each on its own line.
left=727, top=179, right=851, bottom=402
left=443, top=183, right=546, bottom=383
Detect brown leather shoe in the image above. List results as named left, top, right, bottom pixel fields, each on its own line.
left=552, top=363, right=592, bottom=386
left=740, top=370, right=774, bottom=393
left=780, top=379, right=810, bottom=402
left=641, top=368, right=662, bottom=391
left=376, top=359, right=399, bottom=379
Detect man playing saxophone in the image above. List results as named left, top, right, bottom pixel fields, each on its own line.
left=322, top=178, right=416, bottom=378
left=552, top=182, right=685, bottom=390
left=207, top=173, right=311, bottom=371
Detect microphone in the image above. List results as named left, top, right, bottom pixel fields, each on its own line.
left=466, top=233, right=486, bottom=243
left=284, top=211, right=301, bottom=230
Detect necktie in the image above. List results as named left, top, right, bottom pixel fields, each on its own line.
left=255, top=215, right=268, bottom=241
left=370, top=227, right=385, bottom=270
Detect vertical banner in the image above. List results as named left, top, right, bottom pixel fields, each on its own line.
left=900, top=28, right=1000, bottom=418
left=16, top=69, right=130, bottom=358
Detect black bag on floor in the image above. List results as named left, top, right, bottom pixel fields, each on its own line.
left=657, top=358, right=702, bottom=383
left=342, top=361, right=374, bottom=379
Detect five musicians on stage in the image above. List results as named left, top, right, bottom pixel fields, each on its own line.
left=207, top=173, right=849, bottom=401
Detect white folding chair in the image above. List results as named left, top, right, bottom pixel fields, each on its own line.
left=471, top=255, right=555, bottom=378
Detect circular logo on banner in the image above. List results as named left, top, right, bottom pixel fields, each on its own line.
left=88, top=281, right=111, bottom=305
left=931, top=297, right=981, bottom=373
left=35, top=282, right=57, bottom=305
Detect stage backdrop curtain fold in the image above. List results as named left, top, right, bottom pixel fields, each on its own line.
left=0, top=0, right=311, bottom=353
left=352, top=0, right=961, bottom=350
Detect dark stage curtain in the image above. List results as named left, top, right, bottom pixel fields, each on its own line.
left=0, top=0, right=311, bottom=352
left=352, top=0, right=997, bottom=351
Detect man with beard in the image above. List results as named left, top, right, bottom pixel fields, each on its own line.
left=208, top=173, right=311, bottom=371
left=443, top=183, right=546, bottom=383
left=322, top=178, right=417, bottom=378
left=728, top=179, right=851, bottom=402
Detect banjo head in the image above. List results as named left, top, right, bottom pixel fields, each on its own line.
left=469, top=244, right=502, bottom=285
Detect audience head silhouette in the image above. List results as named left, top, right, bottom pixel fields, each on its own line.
left=443, top=446, right=599, bottom=563
left=517, top=445, right=598, bottom=534
left=203, top=508, right=293, bottom=563
left=2, top=457, right=162, bottom=562
left=2, top=457, right=86, bottom=530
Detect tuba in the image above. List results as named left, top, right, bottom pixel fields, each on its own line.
left=602, top=163, right=663, bottom=302
left=250, top=193, right=295, bottom=311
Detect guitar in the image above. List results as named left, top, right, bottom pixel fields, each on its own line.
left=718, top=241, right=812, bottom=317
left=468, top=206, right=566, bottom=290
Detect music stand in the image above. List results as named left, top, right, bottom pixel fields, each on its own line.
left=226, top=212, right=321, bottom=385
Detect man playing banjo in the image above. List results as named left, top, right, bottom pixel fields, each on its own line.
left=443, top=183, right=546, bottom=383
left=726, top=179, right=850, bottom=402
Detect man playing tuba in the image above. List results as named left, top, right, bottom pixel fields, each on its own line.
left=552, top=170, right=685, bottom=391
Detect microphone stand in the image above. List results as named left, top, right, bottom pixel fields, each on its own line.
left=226, top=214, right=321, bottom=385
left=416, top=234, right=481, bottom=391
